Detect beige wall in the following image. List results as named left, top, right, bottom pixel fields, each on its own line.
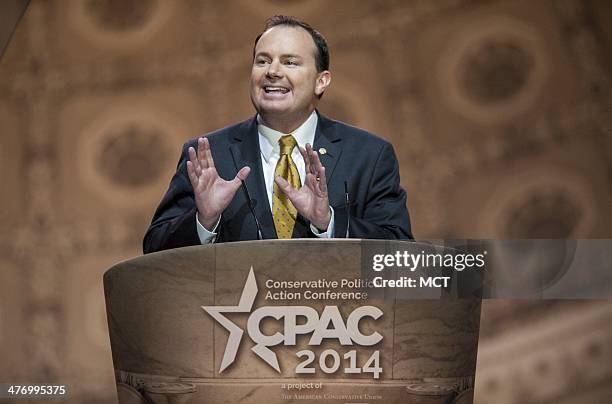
left=0, top=0, right=611, bottom=402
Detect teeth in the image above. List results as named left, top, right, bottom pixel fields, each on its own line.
left=264, top=86, right=289, bottom=93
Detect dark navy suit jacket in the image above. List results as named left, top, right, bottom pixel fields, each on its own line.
left=143, top=113, right=412, bottom=253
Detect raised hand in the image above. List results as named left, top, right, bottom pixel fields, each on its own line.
left=186, top=137, right=250, bottom=230
left=275, top=143, right=331, bottom=231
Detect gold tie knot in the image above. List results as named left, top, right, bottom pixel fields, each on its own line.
left=279, top=135, right=297, bottom=156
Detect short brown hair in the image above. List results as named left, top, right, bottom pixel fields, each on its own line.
left=253, top=15, right=330, bottom=72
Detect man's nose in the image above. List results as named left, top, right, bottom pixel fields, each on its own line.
left=266, top=59, right=282, bottom=78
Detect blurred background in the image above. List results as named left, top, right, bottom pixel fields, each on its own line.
left=0, top=0, right=610, bottom=402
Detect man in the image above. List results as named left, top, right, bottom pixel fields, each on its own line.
left=143, top=16, right=412, bottom=253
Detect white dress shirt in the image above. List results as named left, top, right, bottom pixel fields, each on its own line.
left=196, top=111, right=334, bottom=243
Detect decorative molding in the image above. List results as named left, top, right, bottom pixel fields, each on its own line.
left=17, top=0, right=65, bottom=382
left=436, top=15, right=548, bottom=124
left=76, top=103, right=190, bottom=208
left=479, top=166, right=597, bottom=238
left=66, top=0, right=173, bottom=50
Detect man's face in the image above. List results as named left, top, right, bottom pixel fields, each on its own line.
left=250, top=26, right=329, bottom=121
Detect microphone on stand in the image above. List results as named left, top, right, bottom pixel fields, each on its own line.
left=241, top=180, right=263, bottom=240
left=344, top=181, right=350, bottom=238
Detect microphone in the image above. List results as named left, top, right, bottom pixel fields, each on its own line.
left=344, top=181, right=350, bottom=238
left=241, top=180, right=263, bottom=240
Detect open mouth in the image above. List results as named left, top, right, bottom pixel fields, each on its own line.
left=263, top=86, right=290, bottom=94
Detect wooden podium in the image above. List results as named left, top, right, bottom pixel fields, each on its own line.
left=104, top=240, right=480, bottom=404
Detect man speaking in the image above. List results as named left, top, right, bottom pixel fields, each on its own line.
left=143, top=16, right=412, bottom=253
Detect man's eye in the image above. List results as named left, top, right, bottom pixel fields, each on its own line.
left=285, top=60, right=298, bottom=66
left=256, top=59, right=268, bottom=65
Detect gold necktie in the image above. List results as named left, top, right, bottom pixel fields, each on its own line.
left=273, top=135, right=301, bottom=239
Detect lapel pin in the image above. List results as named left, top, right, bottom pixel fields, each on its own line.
left=318, top=147, right=327, bottom=155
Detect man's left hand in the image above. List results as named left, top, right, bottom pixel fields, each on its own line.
left=275, top=143, right=331, bottom=231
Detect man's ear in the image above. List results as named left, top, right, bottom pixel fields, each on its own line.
left=315, top=70, right=332, bottom=96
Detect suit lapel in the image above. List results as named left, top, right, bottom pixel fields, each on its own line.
left=229, top=117, right=277, bottom=239
left=313, top=112, right=342, bottom=188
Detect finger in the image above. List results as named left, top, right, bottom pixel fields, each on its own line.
left=188, top=146, right=202, bottom=177
left=312, top=150, right=325, bottom=179
left=305, top=172, right=317, bottom=189
left=308, top=150, right=327, bottom=194
left=197, top=137, right=209, bottom=169
left=186, top=160, right=198, bottom=185
left=203, top=137, right=215, bottom=169
left=306, top=144, right=317, bottom=175
left=311, top=148, right=323, bottom=169
left=317, top=165, right=328, bottom=195
left=188, top=146, right=198, bottom=168
left=299, top=146, right=311, bottom=176
left=275, top=175, right=297, bottom=199
left=232, top=166, right=251, bottom=186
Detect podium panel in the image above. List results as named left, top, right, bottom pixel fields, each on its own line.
left=104, top=240, right=480, bottom=403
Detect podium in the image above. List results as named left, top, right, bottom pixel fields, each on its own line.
left=104, top=240, right=481, bottom=404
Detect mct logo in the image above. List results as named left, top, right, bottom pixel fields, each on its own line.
left=202, top=268, right=384, bottom=375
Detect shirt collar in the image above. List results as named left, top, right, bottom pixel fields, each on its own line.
left=258, top=111, right=318, bottom=163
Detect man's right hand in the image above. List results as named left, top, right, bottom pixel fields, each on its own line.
left=186, top=137, right=250, bottom=230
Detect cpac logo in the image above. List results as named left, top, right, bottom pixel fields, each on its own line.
left=202, top=268, right=383, bottom=373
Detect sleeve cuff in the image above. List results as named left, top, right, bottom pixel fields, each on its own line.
left=310, top=207, right=334, bottom=238
left=196, top=213, right=220, bottom=244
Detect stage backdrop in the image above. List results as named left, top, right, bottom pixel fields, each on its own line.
left=0, top=0, right=611, bottom=402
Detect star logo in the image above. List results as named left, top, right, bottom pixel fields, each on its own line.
left=201, top=267, right=258, bottom=373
